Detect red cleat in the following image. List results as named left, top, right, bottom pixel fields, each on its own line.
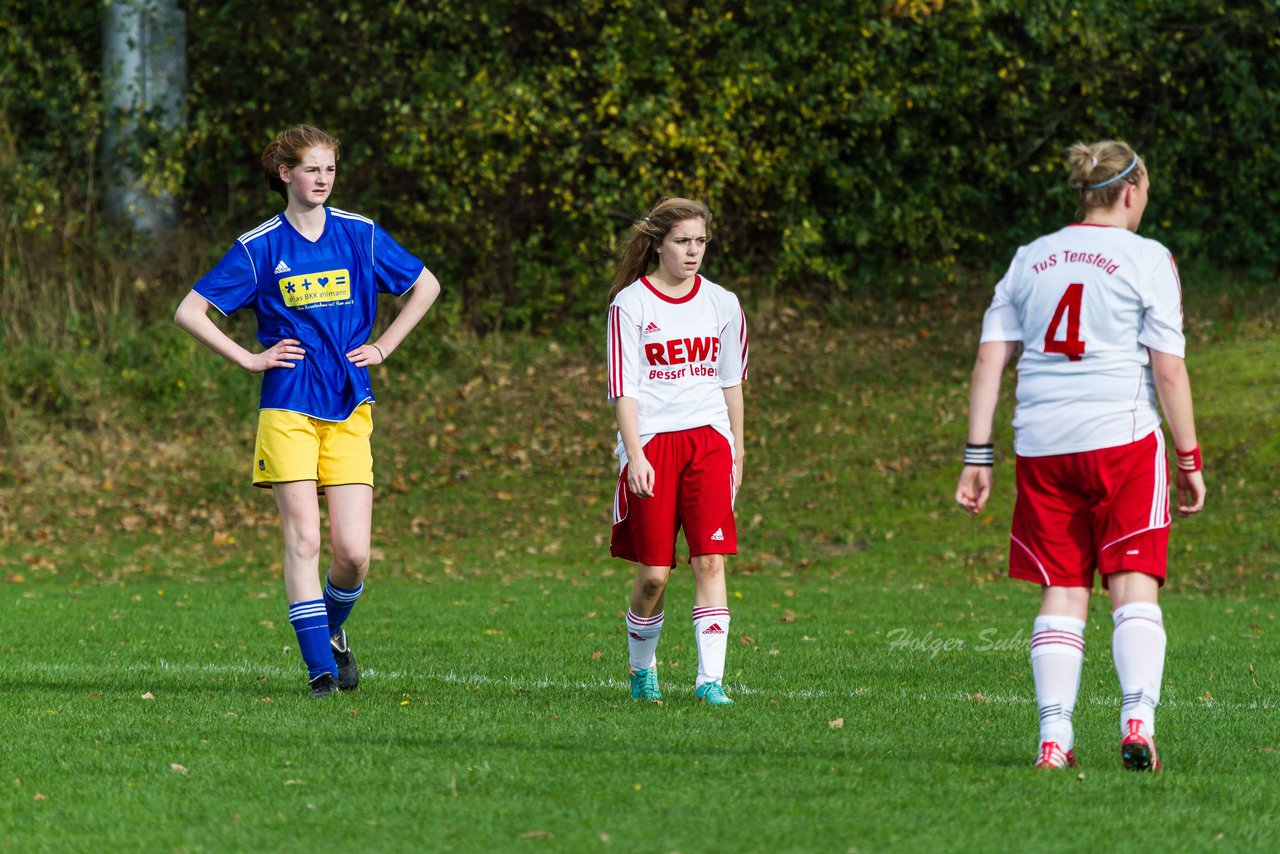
left=1035, top=741, right=1078, bottom=769
left=1121, top=719, right=1161, bottom=772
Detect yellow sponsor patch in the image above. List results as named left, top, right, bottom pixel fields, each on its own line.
left=278, top=269, right=351, bottom=307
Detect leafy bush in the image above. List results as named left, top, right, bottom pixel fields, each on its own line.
left=3, top=0, right=1279, bottom=336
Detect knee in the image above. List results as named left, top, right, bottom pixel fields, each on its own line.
left=286, top=530, right=322, bottom=563
left=691, top=554, right=725, bottom=580
left=331, top=546, right=371, bottom=579
left=637, top=574, right=669, bottom=600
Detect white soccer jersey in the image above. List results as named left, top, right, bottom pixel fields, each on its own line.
left=981, top=224, right=1185, bottom=457
left=607, top=275, right=749, bottom=464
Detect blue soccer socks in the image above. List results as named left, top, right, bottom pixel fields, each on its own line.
left=289, top=599, right=338, bottom=680
left=323, top=576, right=364, bottom=634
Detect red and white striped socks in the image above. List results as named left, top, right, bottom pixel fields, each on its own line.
left=1031, top=615, right=1086, bottom=750
left=1112, top=602, right=1166, bottom=736
left=692, top=605, right=731, bottom=688
left=626, top=609, right=664, bottom=672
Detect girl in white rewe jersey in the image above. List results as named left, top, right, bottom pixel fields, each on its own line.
left=956, top=140, right=1206, bottom=772
left=606, top=197, right=749, bottom=707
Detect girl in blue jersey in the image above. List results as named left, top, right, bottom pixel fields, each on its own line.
left=176, top=125, right=440, bottom=698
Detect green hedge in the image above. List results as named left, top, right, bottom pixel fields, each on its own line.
left=4, top=0, right=1279, bottom=331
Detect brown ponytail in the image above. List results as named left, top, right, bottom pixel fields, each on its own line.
left=609, top=198, right=713, bottom=298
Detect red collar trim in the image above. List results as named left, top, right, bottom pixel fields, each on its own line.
left=642, top=274, right=701, bottom=304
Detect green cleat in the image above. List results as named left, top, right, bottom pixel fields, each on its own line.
left=629, top=667, right=663, bottom=703
left=694, top=680, right=734, bottom=706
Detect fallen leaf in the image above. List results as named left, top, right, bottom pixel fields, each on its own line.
left=170, top=763, right=188, bottom=774
left=34, top=793, right=47, bottom=801
left=141, top=691, right=156, bottom=700
left=591, top=651, right=603, bottom=659
left=522, top=830, right=552, bottom=839
left=829, top=717, right=845, bottom=730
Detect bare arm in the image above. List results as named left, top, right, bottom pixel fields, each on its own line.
left=1150, top=348, right=1206, bottom=515
left=723, top=383, right=744, bottom=494
left=174, top=290, right=303, bottom=373
left=955, top=340, right=1018, bottom=515
left=346, top=267, right=442, bottom=368
left=614, top=396, right=654, bottom=498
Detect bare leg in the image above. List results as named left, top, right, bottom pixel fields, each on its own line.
left=629, top=564, right=671, bottom=618
left=273, top=481, right=323, bottom=603
left=691, top=554, right=727, bottom=607
left=324, top=483, right=373, bottom=588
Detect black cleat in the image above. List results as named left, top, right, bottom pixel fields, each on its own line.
left=309, top=672, right=341, bottom=699
left=331, top=629, right=359, bottom=692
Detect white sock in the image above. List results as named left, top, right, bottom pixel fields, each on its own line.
left=626, top=610, right=664, bottom=671
left=1112, top=602, right=1165, bottom=736
left=692, top=605, right=730, bottom=687
left=1031, top=615, right=1086, bottom=750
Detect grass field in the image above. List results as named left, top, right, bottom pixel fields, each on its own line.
left=2, top=281, right=1278, bottom=851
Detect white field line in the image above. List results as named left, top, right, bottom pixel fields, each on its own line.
left=6, top=659, right=1276, bottom=711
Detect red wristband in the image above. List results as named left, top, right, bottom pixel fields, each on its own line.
left=1175, top=445, right=1202, bottom=472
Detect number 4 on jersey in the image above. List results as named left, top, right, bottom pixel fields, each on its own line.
left=1044, top=282, right=1086, bottom=361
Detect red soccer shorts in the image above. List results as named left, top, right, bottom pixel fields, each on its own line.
left=611, top=426, right=737, bottom=568
left=1009, top=430, right=1170, bottom=588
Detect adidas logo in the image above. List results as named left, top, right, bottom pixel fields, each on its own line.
left=274, top=260, right=291, bottom=274
left=710, top=528, right=724, bottom=541
left=702, top=623, right=725, bottom=635
left=643, top=322, right=661, bottom=335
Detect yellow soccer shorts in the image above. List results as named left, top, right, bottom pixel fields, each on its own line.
left=252, top=403, right=374, bottom=488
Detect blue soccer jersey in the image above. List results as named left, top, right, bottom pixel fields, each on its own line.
left=194, top=208, right=424, bottom=421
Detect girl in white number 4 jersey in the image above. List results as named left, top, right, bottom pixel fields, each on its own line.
left=607, top=198, right=749, bottom=706
left=956, top=141, right=1206, bottom=771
